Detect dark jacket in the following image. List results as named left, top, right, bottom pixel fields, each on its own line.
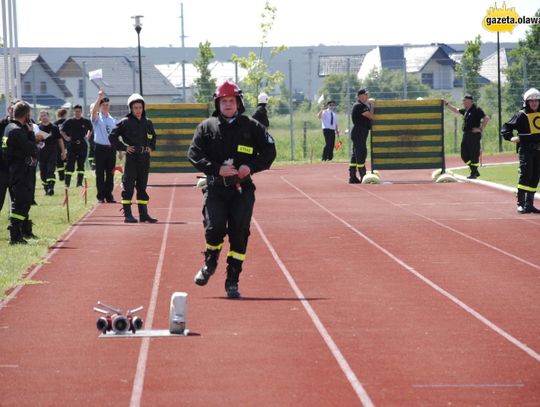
left=109, top=113, right=157, bottom=152
left=252, top=104, right=269, bottom=128
left=501, top=106, right=540, bottom=144
left=3, top=120, right=38, bottom=173
left=188, top=114, right=276, bottom=177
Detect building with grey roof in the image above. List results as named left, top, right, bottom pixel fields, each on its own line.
left=0, top=54, right=72, bottom=111
left=56, top=55, right=180, bottom=115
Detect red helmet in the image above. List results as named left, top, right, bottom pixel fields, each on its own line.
left=213, top=80, right=245, bottom=114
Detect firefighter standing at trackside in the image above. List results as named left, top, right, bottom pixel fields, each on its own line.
left=187, top=80, right=276, bottom=299
left=2, top=101, right=44, bottom=244
left=501, top=88, right=540, bottom=214
left=349, top=89, right=373, bottom=183
left=109, top=93, right=158, bottom=224
left=445, top=95, right=490, bottom=179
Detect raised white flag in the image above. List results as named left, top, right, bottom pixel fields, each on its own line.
left=317, top=94, right=324, bottom=104
left=88, top=69, right=103, bottom=80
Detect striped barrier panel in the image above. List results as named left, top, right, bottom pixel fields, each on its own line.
left=370, top=99, right=445, bottom=171
left=146, top=103, right=210, bottom=173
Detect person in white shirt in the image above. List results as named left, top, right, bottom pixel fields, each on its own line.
left=317, top=100, right=339, bottom=161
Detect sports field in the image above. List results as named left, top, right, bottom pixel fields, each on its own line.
left=0, top=154, right=538, bottom=406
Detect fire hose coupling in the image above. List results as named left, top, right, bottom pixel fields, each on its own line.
left=93, top=301, right=144, bottom=335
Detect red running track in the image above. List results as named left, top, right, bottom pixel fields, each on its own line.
left=1, top=158, right=539, bottom=406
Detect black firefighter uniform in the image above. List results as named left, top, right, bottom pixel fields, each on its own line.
left=109, top=111, right=157, bottom=222
left=188, top=114, right=276, bottom=276
left=2, top=121, right=39, bottom=243
left=501, top=107, right=540, bottom=211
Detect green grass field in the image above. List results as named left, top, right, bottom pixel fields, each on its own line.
left=0, top=171, right=112, bottom=298
left=451, top=163, right=519, bottom=188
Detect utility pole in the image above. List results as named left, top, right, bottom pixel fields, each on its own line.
left=180, top=2, right=187, bottom=102
left=2, top=0, right=12, bottom=103
left=306, top=48, right=313, bottom=110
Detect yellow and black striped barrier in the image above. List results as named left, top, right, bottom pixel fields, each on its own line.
left=146, top=103, right=209, bottom=173
left=370, top=99, right=445, bottom=171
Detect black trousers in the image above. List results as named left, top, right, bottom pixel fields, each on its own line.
left=88, top=138, right=96, bottom=167
left=39, top=145, right=58, bottom=190
left=95, top=144, right=117, bottom=200
left=0, top=164, right=8, bottom=212
left=56, top=142, right=67, bottom=179
left=350, top=126, right=369, bottom=167
left=461, top=131, right=481, bottom=166
left=121, top=153, right=150, bottom=204
left=65, top=140, right=87, bottom=184
left=202, top=184, right=255, bottom=269
left=518, top=143, right=540, bottom=191
left=322, top=129, right=336, bottom=161
left=9, top=165, right=33, bottom=221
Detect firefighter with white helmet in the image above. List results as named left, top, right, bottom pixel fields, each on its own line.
left=109, top=93, right=158, bottom=223
left=501, top=87, right=540, bottom=213
left=188, top=80, right=276, bottom=298
left=252, top=92, right=270, bottom=128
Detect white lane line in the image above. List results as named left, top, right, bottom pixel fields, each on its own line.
left=0, top=204, right=100, bottom=312
left=341, top=177, right=540, bottom=272
left=282, top=176, right=540, bottom=363
left=377, top=188, right=540, bottom=271
left=413, top=383, right=525, bottom=388
left=252, top=217, right=375, bottom=407
left=129, top=179, right=177, bottom=407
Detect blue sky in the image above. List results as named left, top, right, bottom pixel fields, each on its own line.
left=9, top=0, right=539, bottom=48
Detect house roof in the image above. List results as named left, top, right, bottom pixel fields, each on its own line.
left=318, top=55, right=365, bottom=76
left=404, top=46, right=456, bottom=72
left=56, top=56, right=179, bottom=97
left=379, top=46, right=405, bottom=70
left=479, top=48, right=509, bottom=83
left=0, top=54, right=72, bottom=98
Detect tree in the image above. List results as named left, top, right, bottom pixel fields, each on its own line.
left=504, top=8, right=540, bottom=111
left=231, top=1, right=287, bottom=109
left=456, top=35, right=483, bottom=100
left=361, top=68, right=430, bottom=100
left=192, top=41, right=217, bottom=104
left=318, top=74, right=361, bottom=110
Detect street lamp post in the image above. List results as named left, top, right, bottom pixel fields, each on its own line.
left=132, top=15, right=143, bottom=96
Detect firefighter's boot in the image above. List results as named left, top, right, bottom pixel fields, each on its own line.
left=194, top=249, right=220, bottom=286
left=358, top=166, right=367, bottom=182
left=517, top=189, right=529, bottom=214
left=525, top=192, right=540, bottom=214
left=123, top=204, right=138, bottom=223
left=76, top=172, right=84, bottom=187
left=47, top=180, right=55, bottom=196
left=64, top=174, right=71, bottom=187
left=22, top=219, right=38, bottom=239
left=8, top=220, right=27, bottom=245
left=348, top=167, right=361, bottom=184
left=467, top=165, right=480, bottom=179
left=225, top=264, right=241, bottom=299
left=138, top=204, right=158, bottom=223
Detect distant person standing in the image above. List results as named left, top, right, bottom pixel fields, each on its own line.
left=349, top=89, right=373, bottom=183
left=38, top=110, right=66, bottom=196
left=252, top=92, right=270, bottom=128
left=54, top=108, right=69, bottom=182
left=91, top=91, right=117, bottom=203
left=501, top=88, right=540, bottom=214
left=0, top=100, right=17, bottom=213
left=61, top=104, right=92, bottom=187
left=2, top=101, right=44, bottom=244
left=318, top=100, right=339, bottom=161
left=445, top=95, right=490, bottom=179
left=109, top=93, right=158, bottom=223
